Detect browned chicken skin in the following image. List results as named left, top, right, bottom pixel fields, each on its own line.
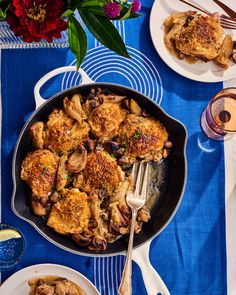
left=87, top=102, right=127, bottom=139
left=21, top=88, right=170, bottom=251
left=175, top=14, right=223, bottom=61
left=30, top=109, right=90, bottom=154
left=118, top=114, right=168, bottom=163
left=44, top=109, right=90, bottom=153
left=164, top=11, right=234, bottom=68
left=28, top=276, right=86, bottom=295
left=83, top=150, right=125, bottom=195
left=21, top=149, right=59, bottom=199
left=47, top=188, right=91, bottom=235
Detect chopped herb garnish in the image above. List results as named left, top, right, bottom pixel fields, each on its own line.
left=131, top=131, right=142, bottom=140
left=40, top=167, right=48, bottom=176
left=58, top=195, right=66, bottom=201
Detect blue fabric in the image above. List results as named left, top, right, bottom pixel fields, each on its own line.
left=1, top=0, right=226, bottom=294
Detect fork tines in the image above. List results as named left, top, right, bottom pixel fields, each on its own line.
left=131, top=162, right=149, bottom=199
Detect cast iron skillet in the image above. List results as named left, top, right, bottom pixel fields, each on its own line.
left=12, top=67, right=187, bottom=257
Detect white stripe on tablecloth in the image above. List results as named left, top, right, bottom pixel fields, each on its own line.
left=221, top=2, right=236, bottom=295
left=0, top=49, right=2, bottom=283
left=0, top=49, right=2, bottom=223
left=223, top=78, right=236, bottom=295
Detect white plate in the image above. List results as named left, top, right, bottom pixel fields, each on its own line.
left=150, top=0, right=236, bottom=82
left=0, top=264, right=100, bottom=295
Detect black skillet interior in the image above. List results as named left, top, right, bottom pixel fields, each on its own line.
left=12, top=83, right=187, bottom=256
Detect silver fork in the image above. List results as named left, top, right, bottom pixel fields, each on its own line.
left=179, top=0, right=236, bottom=29
left=118, top=162, right=149, bottom=295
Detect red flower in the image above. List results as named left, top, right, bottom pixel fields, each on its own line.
left=7, top=0, right=68, bottom=43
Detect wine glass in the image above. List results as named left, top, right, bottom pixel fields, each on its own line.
left=200, top=88, right=236, bottom=141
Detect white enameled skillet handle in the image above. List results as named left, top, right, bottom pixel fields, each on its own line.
left=132, top=241, right=171, bottom=295
left=34, top=66, right=94, bottom=109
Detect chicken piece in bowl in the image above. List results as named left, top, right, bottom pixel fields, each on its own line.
left=175, top=14, right=224, bottom=61
left=164, top=11, right=234, bottom=69
left=28, top=276, right=86, bottom=295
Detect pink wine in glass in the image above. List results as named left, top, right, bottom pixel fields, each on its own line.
left=200, top=88, right=236, bottom=141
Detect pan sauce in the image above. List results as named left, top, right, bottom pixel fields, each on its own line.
left=164, top=11, right=234, bottom=69
left=20, top=87, right=171, bottom=251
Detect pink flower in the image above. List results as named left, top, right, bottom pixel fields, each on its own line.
left=131, top=0, right=141, bottom=13
left=104, top=2, right=120, bottom=19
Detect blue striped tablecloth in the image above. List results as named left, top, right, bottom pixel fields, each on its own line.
left=1, top=0, right=236, bottom=294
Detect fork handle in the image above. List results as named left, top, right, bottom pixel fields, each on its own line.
left=118, top=209, right=137, bottom=295
left=179, top=0, right=210, bottom=15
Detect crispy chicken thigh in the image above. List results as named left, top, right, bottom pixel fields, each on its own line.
left=87, top=102, right=127, bottom=139
left=21, top=90, right=171, bottom=251
left=47, top=188, right=90, bottom=235
left=29, top=276, right=86, bottom=295
left=118, top=114, right=168, bottom=163
left=30, top=109, right=90, bottom=153
left=21, top=149, right=59, bottom=199
left=44, top=109, right=90, bottom=153
left=164, top=11, right=225, bottom=63
left=175, top=14, right=223, bottom=61
left=83, top=150, right=125, bottom=195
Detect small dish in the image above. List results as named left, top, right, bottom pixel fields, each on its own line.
left=0, top=223, right=25, bottom=272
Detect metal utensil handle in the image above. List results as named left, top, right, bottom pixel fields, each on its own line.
left=118, top=209, right=138, bottom=295
left=34, top=66, right=94, bottom=109
left=132, top=241, right=171, bottom=295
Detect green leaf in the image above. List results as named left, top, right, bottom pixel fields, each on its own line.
left=115, top=6, right=141, bottom=20
left=0, top=0, right=10, bottom=20
left=80, top=0, right=105, bottom=8
left=68, top=14, right=88, bottom=69
left=79, top=11, right=130, bottom=58
left=119, top=5, right=132, bottom=20
left=61, top=9, right=74, bottom=18
left=0, top=9, right=6, bottom=21
left=130, top=12, right=141, bottom=18
left=79, top=6, right=105, bottom=15
left=70, top=0, right=105, bottom=10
